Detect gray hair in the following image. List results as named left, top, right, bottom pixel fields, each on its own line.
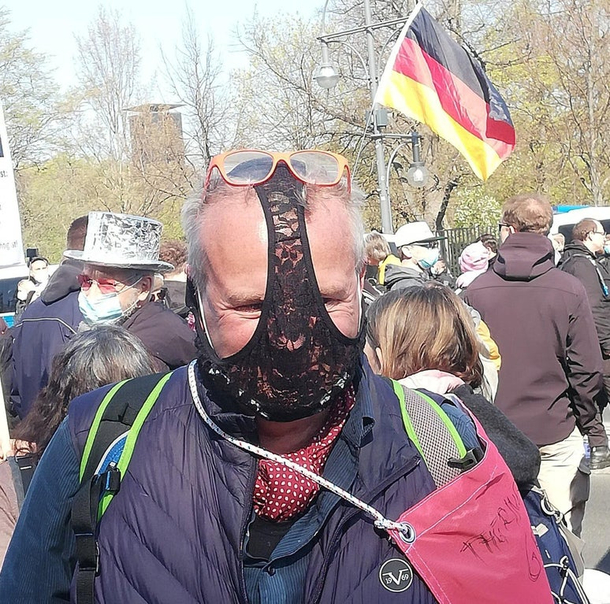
left=12, top=324, right=156, bottom=460
left=182, top=174, right=366, bottom=292
left=65, top=325, right=156, bottom=384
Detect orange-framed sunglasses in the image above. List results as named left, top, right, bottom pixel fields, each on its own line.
left=205, top=150, right=351, bottom=190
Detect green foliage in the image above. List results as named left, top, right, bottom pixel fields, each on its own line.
left=451, top=189, right=502, bottom=229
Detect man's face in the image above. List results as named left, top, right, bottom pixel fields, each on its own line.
left=82, top=264, right=150, bottom=312
left=29, top=260, right=49, bottom=285
left=403, top=243, right=438, bottom=267
left=587, top=221, right=606, bottom=254
left=198, top=190, right=363, bottom=359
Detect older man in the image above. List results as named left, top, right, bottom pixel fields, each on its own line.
left=558, top=218, right=610, bottom=416
left=465, top=193, right=610, bottom=536
left=0, top=153, right=548, bottom=603
left=11, top=212, right=196, bottom=417
left=384, top=221, right=445, bottom=290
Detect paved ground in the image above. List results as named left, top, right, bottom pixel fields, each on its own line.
left=581, top=414, right=610, bottom=572
left=582, top=468, right=610, bottom=571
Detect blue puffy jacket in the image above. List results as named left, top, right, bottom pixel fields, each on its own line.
left=64, top=363, right=439, bottom=603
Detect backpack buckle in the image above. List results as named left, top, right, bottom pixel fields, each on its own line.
left=98, top=464, right=121, bottom=496
left=448, top=447, right=484, bottom=472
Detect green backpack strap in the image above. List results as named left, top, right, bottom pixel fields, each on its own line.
left=391, top=379, right=468, bottom=488
left=72, top=371, right=173, bottom=604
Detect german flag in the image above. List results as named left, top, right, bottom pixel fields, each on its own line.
left=375, top=5, right=515, bottom=181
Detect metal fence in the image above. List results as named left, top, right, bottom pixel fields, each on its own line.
left=436, top=224, right=496, bottom=276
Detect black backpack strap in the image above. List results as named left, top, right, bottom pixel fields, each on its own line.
left=14, top=453, right=36, bottom=498
left=72, top=372, right=170, bottom=604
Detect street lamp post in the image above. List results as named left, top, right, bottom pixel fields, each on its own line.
left=315, top=0, right=411, bottom=235
left=362, top=0, right=393, bottom=235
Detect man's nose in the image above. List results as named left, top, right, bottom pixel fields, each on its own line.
left=85, top=281, right=106, bottom=300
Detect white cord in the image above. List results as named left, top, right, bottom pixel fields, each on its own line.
left=187, top=360, right=415, bottom=542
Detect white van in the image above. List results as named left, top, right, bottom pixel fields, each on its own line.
left=550, top=207, right=610, bottom=243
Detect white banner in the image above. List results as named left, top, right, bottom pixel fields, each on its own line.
left=0, top=102, right=25, bottom=268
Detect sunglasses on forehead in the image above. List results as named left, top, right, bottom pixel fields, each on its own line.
left=205, top=150, right=351, bottom=190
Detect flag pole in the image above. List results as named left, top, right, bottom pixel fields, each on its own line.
left=374, top=2, right=424, bottom=107
left=371, top=1, right=424, bottom=233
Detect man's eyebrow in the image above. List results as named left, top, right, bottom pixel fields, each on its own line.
left=319, top=282, right=350, bottom=298
left=225, top=291, right=265, bottom=305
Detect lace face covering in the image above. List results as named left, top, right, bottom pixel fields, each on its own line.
left=196, top=165, right=364, bottom=422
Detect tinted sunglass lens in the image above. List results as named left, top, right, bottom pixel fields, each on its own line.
left=224, top=151, right=274, bottom=184
left=290, top=152, right=340, bottom=185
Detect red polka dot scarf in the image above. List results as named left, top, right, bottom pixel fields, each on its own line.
left=253, top=386, right=356, bottom=522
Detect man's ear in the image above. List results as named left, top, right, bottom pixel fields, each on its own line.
left=358, top=264, right=366, bottom=288
left=400, top=246, right=413, bottom=260
left=137, top=275, right=154, bottom=301
left=375, top=347, right=384, bottom=374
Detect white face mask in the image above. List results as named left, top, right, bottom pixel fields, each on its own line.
left=78, top=279, right=142, bottom=325
left=78, top=290, right=124, bottom=325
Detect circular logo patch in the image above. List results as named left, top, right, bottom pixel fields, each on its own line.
left=379, top=558, right=413, bottom=593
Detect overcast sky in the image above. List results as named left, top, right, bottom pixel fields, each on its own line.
left=7, top=0, right=317, bottom=98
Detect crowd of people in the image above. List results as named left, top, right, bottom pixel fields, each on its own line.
left=0, top=149, right=607, bottom=602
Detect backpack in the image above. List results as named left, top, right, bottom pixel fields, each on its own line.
left=391, top=380, right=590, bottom=604
left=71, top=372, right=589, bottom=604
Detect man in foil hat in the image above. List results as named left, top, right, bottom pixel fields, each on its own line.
left=1, top=152, right=550, bottom=603
left=10, top=212, right=196, bottom=419
left=383, top=221, right=445, bottom=291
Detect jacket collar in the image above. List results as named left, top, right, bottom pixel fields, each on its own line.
left=493, top=232, right=555, bottom=281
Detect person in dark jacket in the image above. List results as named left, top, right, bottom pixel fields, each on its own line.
left=558, top=218, right=610, bottom=410
left=465, top=193, right=610, bottom=537
left=10, top=216, right=88, bottom=419
left=0, top=152, right=547, bottom=603
left=384, top=221, right=445, bottom=291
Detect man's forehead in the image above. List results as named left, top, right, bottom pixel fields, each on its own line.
left=199, top=190, right=357, bottom=278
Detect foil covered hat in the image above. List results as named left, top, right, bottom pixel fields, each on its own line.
left=64, top=212, right=173, bottom=272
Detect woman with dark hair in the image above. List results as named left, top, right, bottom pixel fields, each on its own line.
left=364, top=283, right=540, bottom=487
left=0, top=325, right=156, bottom=566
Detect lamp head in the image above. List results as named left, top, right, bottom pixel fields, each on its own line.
left=314, top=63, right=339, bottom=89
left=406, top=162, right=428, bottom=188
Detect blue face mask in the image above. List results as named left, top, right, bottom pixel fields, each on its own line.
left=418, top=248, right=440, bottom=270
left=604, top=244, right=610, bottom=256
left=78, top=290, right=124, bottom=325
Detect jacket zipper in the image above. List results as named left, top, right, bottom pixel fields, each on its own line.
left=238, top=456, right=258, bottom=604
left=310, top=455, right=423, bottom=604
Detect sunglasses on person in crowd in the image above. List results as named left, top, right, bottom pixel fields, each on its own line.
left=205, top=150, right=351, bottom=190
left=78, top=274, right=138, bottom=295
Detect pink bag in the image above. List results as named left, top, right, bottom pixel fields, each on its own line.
left=388, top=412, right=554, bottom=604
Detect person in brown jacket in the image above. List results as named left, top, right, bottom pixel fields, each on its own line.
left=465, top=193, right=610, bottom=537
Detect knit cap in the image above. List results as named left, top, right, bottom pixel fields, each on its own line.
left=459, top=241, right=491, bottom=273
